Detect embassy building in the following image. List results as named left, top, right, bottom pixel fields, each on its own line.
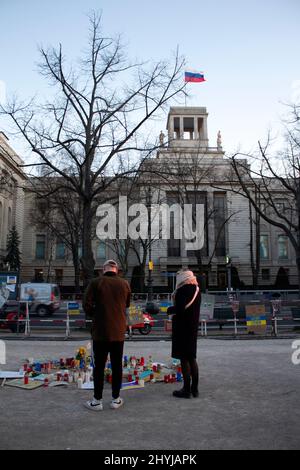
left=0, top=107, right=296, bottom=292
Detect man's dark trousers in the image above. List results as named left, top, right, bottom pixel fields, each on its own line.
left=93, top=341, right=124, bottom=400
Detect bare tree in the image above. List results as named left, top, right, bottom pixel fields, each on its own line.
left=29, top=177, right=83, bottom=290
left=0, top=12, right=186, bottom=285
left=228, top=104, right=300, bottom=289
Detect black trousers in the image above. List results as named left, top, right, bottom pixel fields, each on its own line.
left=93, top=341, right=124, bottom=400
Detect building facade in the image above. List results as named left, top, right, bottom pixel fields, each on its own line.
left=0, top=132, right=26, bottom=267
left=2, top=106, right=297, bottom=290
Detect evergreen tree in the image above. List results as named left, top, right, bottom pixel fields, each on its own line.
left=5, top=226, right=21, bottom=271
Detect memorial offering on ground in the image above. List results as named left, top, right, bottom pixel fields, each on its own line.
left=0, top=343, right=183, bottom=391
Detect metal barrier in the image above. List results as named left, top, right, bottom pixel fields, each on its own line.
left=1, top=296, right=299, bottom=339
left=199, top=317, right=300, bottom=337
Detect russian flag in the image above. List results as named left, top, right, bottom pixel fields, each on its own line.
left=184, top=70, right=205, bottom=83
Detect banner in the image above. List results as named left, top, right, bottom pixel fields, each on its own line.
left=127, top=304, right=144, bottom=326
left=245, top=304, right=267, bottom=334
left=0, top=285, right=10, bottom=309
left=200, top=294, right=215, bottom=321
left=67, top=301, right=80, bottom=315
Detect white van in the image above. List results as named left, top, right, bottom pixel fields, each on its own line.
left=20, top=283, right=61, bottom=317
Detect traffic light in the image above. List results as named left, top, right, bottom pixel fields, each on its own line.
left=148, top=260, right=154, bottom=271
left=225, top=255, right=231, bottom=265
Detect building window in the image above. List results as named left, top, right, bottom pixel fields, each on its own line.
left=167, top=193, right=181, bottom=257
left=34, top=268, right=44, bottom=282
left=8, top=207, right=12, bottom=231
left=56, top=241, right=65, bottom=259
left=214, top=193, right=226, bottom=257
left=275, top=200, right=285, bottom=212
left=278, top=235, right=288, bottom=260
left=36, top=235, right=46, bottom=259
left=55, top=269, right=63, bottom=284
left=260, top=235, right=269, bottom=260
left=96, top=241, right=106, bottom=260
left=183, top=117, right=194, bottom=139
left=261, top=268, right=270, bottom=281
left=186, top=191, right=208, bottom=257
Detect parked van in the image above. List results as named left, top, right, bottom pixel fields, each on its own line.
left=20, top=283, right=61, bottom=316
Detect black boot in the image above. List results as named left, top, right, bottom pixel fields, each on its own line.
left=191, top=388, right=199, bottom=398
left=172, top=388, right=191, bottom=398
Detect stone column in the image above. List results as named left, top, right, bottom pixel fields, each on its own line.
left=179, top=116, right=184, bottom=139
left=168, top=116, right=174, bottom=143
left=194, top=117, right=199, bottom=140
left=202, top=116, right=208, bottom=144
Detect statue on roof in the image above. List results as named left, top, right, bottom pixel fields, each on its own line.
left=217, top=130, right=222, bottom=149
left=159, top=130, right=165, bottom=147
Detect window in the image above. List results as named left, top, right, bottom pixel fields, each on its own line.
left=260, top=235, right=269, bottom=260
left=8, top=207, right=12, bottom=231
left=36, top=235, right=46, bottom=259
left=261, top=268, right=270, bottom=281
left=275, top=200, right=285, bottom=212
left=167, top=193, right=181, bottom=257
left=186, top=191, right=208, bottom=257
left=260, top=203, right=268, bottom=216
left=34, top=268, right=44, bottom=282
left=183, top=117, right=194, bottom=139
left=278, top=235, right=288, bottom=260
left=56, top=241, right=65, bottom=259
left=214, top=193, right=226, bottom=257
left=96, top=241, right=106, bottom=259
left=55, top=269, right=63, bottom=284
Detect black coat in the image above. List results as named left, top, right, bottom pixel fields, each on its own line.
left=169, top=284, right=201, bottom=359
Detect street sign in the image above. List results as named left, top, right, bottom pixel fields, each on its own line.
left=67, top=301, right=80, bottom=315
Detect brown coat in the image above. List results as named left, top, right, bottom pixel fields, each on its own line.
left=83, top=273, right=131, bottom=342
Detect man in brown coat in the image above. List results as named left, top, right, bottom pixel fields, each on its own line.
left=83, top=259, right=131, bottom=411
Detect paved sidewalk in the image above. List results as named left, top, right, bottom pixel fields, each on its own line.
left=0, top=338, right=299, bottom=450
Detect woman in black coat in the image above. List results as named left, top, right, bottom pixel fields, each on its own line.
left=168, top=269, right=201, bottom=398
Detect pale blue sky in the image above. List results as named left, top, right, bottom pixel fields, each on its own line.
left=0, top=0, right=299, bottom=157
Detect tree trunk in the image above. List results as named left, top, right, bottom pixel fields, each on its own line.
left=81, top=200, right=95, bottom=287
left=73, top=254, right=81, bottom=292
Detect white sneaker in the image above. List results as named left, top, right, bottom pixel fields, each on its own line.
left=84, top=398, right=103, bottom=411
left=110, top=397, right=124, bottom=409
